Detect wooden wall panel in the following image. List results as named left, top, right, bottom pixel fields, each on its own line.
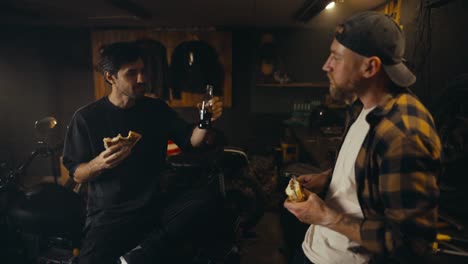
left=377, top=0, right=402, bottom=25
left=91, top=30, right=232, bottom=107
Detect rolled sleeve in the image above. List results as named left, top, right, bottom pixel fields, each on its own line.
left=62, top=112, right=93, bottom=178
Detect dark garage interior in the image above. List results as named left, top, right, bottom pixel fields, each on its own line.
left=1, top=0, right=468, bottom=263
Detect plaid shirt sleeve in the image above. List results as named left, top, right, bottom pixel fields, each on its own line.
left=358, top=95, right=441, bottom=257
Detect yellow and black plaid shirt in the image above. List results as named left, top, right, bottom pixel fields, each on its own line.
left=342, top=89, right=441, bottom=260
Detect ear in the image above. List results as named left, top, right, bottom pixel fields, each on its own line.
left=104, top=71, right=117, bottom=85
left=362, top=56, right=382, bottom=79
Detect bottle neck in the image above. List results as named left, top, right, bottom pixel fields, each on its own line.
left=206, top=85, right=214, bottom=97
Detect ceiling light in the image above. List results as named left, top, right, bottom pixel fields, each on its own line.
left=325, top=1, right=336, bottom=10
left=293, top=0, right=334, bottom=23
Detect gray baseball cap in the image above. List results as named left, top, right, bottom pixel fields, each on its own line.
left=335, top=11, right=416, bottom=87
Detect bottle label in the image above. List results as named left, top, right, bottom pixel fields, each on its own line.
left=199, top=109, right=212, bottom=129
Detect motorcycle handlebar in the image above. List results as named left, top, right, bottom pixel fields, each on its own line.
left=0, top=142, right=63, bottom=189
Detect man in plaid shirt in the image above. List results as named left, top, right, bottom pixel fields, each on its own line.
left=285, top=12, right=441, bottom=263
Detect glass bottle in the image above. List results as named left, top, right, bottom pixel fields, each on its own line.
left=198, top=85, right=214, bottom=129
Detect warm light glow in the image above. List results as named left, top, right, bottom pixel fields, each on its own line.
left=325, top=1, right=336, bottom=10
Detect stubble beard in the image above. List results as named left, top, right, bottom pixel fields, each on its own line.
left=328, top=76, right=356, bottom=104
left=113, top=84, right=138, bottom=100
left=133, top=84, right=146, bottom=99
left=120, top=85, right=145, bottom=100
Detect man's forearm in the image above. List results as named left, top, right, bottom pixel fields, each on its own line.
left=321, top=169, right=333, bottom=177
left=321, top=168, right=333, bottom=186
left=326, top=211, right=363, bottom=244
left=190, top=127, right=208, bottom=147
left=73, top=160, right=103, bottom=183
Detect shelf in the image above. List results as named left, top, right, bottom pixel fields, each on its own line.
left=256, top=82, right=329, bottom=88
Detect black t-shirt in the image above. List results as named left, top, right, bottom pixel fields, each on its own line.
left=63, top=96, right=192, bottom=226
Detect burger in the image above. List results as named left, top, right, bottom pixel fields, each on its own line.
left=285, top=176, right=307, bottom=202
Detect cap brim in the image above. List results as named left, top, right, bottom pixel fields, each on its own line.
left=383, top=63, right=416, bottom=87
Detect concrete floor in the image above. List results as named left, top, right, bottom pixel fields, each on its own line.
left=240, top=211, right=288, bottom=264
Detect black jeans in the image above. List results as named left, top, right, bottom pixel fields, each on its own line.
left=78, top=187, right=216, bottom=264
left=291, top=248, right=314, bottom=264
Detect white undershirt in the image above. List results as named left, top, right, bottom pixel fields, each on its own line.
left=303, top=106, right=375, bottom=264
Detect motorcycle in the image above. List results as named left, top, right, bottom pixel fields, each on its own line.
left=0, top=118, right=264, bottom=263
left=0, top=117, right=85, bottom=264
left=164, top=140, right=265, bottom=263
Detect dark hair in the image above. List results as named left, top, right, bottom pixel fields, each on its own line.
left=96, top=42, right=143, bottom=76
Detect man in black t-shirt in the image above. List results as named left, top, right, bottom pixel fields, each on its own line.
left=63, top=42, right=223, bottom=264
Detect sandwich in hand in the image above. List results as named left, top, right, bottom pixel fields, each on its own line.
left=285, top=176, right=307, bottom=202
left=103, top=131, right=142, bottom=149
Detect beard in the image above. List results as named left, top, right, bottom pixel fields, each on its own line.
left=132, top=85, right=146, bottom=99
left=329, top=86, right=355, bottom=103
left=328, top=77, right=356, bottom=104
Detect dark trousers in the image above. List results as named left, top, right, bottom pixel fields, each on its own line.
left=78, top=187, right=216, bottom=264
left=290, top=248, right=314, bottom=264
